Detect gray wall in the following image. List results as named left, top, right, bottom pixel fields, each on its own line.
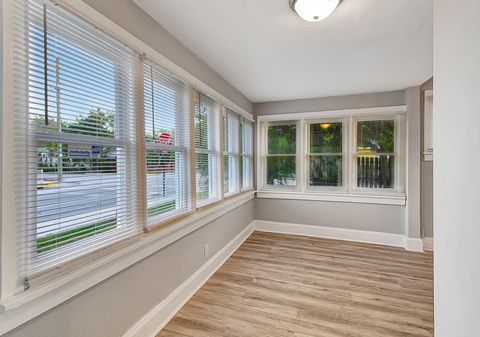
left=420, top=78, right=433, bottom=237
left=254, top=90, right=407, bottom=235
left=255, top=199, right=405, bottom=234
left=434, top=0, right=480, bottom=335
left=5, top=200, right=254, bottom=337
left=82, top=0, right=253, bottom=114
left=254, top=90, right=406, bottom=115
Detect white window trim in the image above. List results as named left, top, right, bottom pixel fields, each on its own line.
left=258, top=120, right=301, bottom=192
left=256, top=106, right=407, bottom=205
left=304, top=118, right=347, bottom=193
left=0, top=0, right=255, bottom=333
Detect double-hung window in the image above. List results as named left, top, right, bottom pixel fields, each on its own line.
left=307, top=121, right=344, bottom=189
left=194, top=92, right=222, bottom=206
left=257, top=109, right=405, bottom=201
left=264, top=123, right=297, bottom=188
left=223, top=108, right=240, bottom=196
left=143, top=61, right=192, bottom=224
left=355, top=118, right=396, bottom=189
left=26, top=0, right=139, bottom=276
left=241, top=118, right=254, bottom=190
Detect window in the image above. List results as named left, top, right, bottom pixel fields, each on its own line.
left=26, top=1, right=139, bottom=275
left=258, top=109, right=405, bottom=200
left=307, top=121, right=344, bottom=188
left=143, top=61, right=192, bottom=224
left=241, top=118, right=254, bottom=190
left=265, top=123, right=297, bottom=187
left=194, top=92, right=222, bottom=206
left=6, top=0, right=255, bottom=295
left=355, top=119, right=395, bottom=189
left=223, top=108, right=240, bottom=196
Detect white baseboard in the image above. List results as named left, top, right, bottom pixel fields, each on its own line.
left=422, top=237, right=434, bottom=251
left=404, top=237, right=424, bottom=252
left=253, top=220, right=424, bottom=251
left=122, top=222, right=254, bottom=337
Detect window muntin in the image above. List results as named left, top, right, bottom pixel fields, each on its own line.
left=307, top=121, right=343, bottom=187
left=355, top=119, right=395, bottom=189
left=194, top=92, right=221, bottom=205
left=143, top=62, right=191, bottom=224
left=223, top=109, right=240, bottom=196
left=266, top=123, right=297, bottom=186
left=27, top=1, right=138, bottom=275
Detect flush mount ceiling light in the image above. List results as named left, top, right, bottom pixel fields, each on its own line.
left=289, top=0, right=341, bottom=22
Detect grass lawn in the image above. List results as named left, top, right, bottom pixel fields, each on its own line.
left=36, top=218, right=117, bottom=254
left=147, top=199, right=176, bottom=217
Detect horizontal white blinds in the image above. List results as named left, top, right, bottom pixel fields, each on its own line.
left=194, top=91, right=222, bottom=206
left=224, top=108, right=240, bottom=195
left=143, top=60, right=192, bottom=224
left=25, top=0, right=139, bottom=276
left=242, top=118, right=254, bottom=190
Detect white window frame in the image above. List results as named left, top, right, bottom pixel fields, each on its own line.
left=305, top=118, right=347, bottom=193
left=223, top=108, right=241, bottom=197
left=240, top=117, right=254, bottom=192
left=258, top=120, right=300, bottom=191
left=257, top=106, right=406, bottom=205
left=351, top=114, right=405, bottom=195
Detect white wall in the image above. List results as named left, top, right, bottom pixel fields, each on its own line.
left=82, top=0, right=253, bottom=114
left=434, top=0, right=480, bottom=335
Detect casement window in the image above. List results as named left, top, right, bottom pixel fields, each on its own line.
left=25, top=0, right=139, bottom=276
left=194, top=92, right=222, bottom=206
left=257, top=109, right=405, bottom=202
left=307, top=120, right=345, bottom=189
left=241, top=118, right=254, bottom=190
left=223, top=108, right=240, bottom=196
left=143, top=61, right=192, bottom=225
left=354, top=118, right=396, bottom=189
left=264, top=122, right=298, bottom=188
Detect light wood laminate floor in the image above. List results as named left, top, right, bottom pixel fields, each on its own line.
left=158, top=231, right=434, bottom=337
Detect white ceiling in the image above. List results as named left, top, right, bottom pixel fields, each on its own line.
left=134, top=0, right=433, bottom=103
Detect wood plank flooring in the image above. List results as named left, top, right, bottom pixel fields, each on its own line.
left=158, top=231, right=434, bottom=337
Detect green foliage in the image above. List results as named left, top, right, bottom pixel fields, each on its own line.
left=266, top=124, right=296, bottom=185
left=357, top=120, right=394, bottom=153
left=267, top=125, right=296, bottom=154
left=310, top=155, right=342, bottom=186
left=310, top=123, right=342, bottom=153
left=194, top=102, right=209, bottom=150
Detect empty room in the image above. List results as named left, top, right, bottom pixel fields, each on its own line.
left=0, top=0, right=478, bottom=336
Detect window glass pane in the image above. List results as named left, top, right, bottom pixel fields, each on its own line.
left=196, top=152, right=219, bottom=202
left=146, top=149, right=187, bottom=218
left=310, top=122, right=342, bottom=153
left=357, top=120, right=395, bottom=153
left=267, top=124, right=296, bottom=154
left=36, top=143, right=122, bottom=254
left=357, top=155, right=395, bottom=188
left=309, top=155, right=342, bottom=186
left=266, top=156, right=296, bottom=186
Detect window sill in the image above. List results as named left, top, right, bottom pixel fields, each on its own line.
left=0, top=191, right=255, bottom=335
left=256, top=191, right=406, bottom=206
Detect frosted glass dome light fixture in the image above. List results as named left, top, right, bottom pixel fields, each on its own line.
left=289, top=0, right=341, bottom=22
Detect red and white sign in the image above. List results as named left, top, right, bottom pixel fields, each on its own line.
left=157, top=132, right=173, bottom=145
